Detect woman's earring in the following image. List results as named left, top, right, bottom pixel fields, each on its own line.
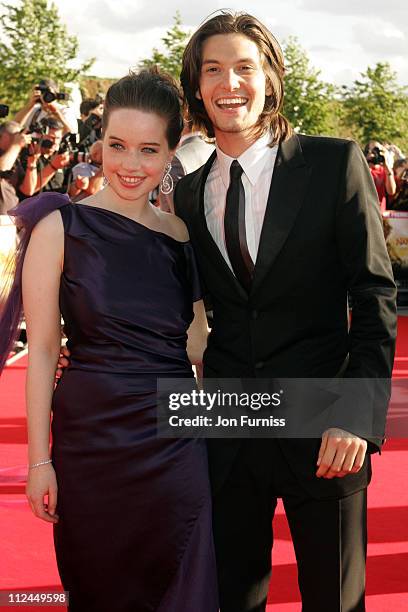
left=160, top=162, right=173, bottom=195
left=103, top=175, right=109, bottom=187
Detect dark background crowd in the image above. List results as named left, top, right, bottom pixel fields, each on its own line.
left=0, top=78, right=104, bottom=213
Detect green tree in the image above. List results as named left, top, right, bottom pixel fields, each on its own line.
left=342, top=62, right=408, bottom=150
left=282, top=37, right=337, bottom=136
left=139, top=11, right=190, bottom=80
left=0, top=0, right=94, bottom=113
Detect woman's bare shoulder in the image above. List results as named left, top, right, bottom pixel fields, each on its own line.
left=157, top=209, right=190, bottom=242
left=30, top=209, right=64, bottom=240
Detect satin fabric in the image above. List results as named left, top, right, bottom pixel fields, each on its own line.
left=45, top=201, right=218, bottom=611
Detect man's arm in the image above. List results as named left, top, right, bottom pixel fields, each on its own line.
left=337, top=141, right=397, bottom=379
left=42, top=102, right=76, bottom=136
left=14, top=88, right=41, bottom=126
left=0, top=131, right=31, bottom=171
left=35, top=152, right=70, bottom=191
left=18, top=143, right=42, bottom=196
left=316, top=140, right=397, bottom=479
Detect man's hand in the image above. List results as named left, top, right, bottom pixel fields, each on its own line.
left=11, top=130, right=32, bottom=149
left=56, top=345, right=71, bottom=380
left=28, top=86, right=42, bottom=109
left=27, top=141, right=42, bottom=162
left=384, top=148, right=395, bottom=174
left=75, top=175, right=90, bottom=191
left=316, top=428, right=367, bottom=479
left=50, top=151, right=70, bottom=169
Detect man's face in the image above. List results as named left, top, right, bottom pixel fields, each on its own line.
left=42, top=128, right=62, bottom=155
left=197, top=33, right=271, bottom=139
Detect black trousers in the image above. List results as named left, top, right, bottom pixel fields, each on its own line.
left=212, top=439, right=367, bottom=612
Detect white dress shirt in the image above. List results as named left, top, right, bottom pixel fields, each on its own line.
left=204, top=131, right=278, bottom=270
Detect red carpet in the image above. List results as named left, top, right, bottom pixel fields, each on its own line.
left=1, top=320, right=408, bottom=611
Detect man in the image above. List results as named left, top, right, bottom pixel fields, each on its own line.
left=78, top=98, right=104, bottom=143
left=174, top=11, right=397, bottom=612
left=0, top=121, right=32, bottom=173
left=364, top=140, right=396, bottom=211
left=18, top=118, right=70, bottom=198
left=14, top=79, right=78, bottom=135
left=0, top=121, right=32, bottom=212
left=68, top=139, right=104, bottom=201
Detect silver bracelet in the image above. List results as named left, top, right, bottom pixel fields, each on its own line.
left=29, top=459, right=52, bottom=469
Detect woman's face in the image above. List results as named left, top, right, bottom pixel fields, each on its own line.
left=103, top=108, right=172, bottom=202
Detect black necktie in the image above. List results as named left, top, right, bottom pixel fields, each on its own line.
left=224, top=160, right=254, bottom=292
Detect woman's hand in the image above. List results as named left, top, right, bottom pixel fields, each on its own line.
left=26, top=464, right=59, bottom=523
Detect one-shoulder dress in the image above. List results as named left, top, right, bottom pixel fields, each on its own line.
left=40, top=199, right=218, bottom=611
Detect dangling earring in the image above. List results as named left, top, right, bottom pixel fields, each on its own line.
left=160, top=162, right=173, bottom=195
left=103, top=175, right=109, bottom=187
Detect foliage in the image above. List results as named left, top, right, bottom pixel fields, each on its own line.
left=282, top=37, right=337, bottom=136
left=0, top=0, right=94, bottom=112
left=342, top=62, right=408, bottom=150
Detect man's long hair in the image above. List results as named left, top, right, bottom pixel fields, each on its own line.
left=180, top=10, right=293, bottom=145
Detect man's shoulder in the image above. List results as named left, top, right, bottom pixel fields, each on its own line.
left=295, top=134, right=361, bottom=168
left=174, top=165, right=203, bottom=219
left=176, top=158, right=208, bottom=196
left=297, top=133, right=355, bottom=153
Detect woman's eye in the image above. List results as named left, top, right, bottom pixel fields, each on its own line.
left=109, top=143, right=123, bottom=150
left=142, top=147, right=158, bottom=154
left=205, top=66, right=219, bottom=73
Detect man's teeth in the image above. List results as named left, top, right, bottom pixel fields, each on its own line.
left=120, top=176, right=143, bottom=184
left=217, top=97, right=247, bottom=108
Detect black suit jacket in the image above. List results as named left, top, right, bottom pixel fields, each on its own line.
left=174, top=134, right=397, bottom=499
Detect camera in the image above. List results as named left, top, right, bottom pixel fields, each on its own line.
left=367, top=147, right=385, bottom=165
left=26, top=120, right=50, bottom=145
left=35, top=83, right=69, bottom=105
left=79, top=112, right=102, bottom=147
left=0, top=104, right=9, bottom=118
left=59, top=132, right=89, bottom=164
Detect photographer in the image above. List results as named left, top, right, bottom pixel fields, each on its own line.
left=18, top=117, right=70, bottom=198
left=389, top=158, right=408, bottom=211
left=68, top=139, right=104, bottom=201
left=0, top=121, right=32, bottom=212
left=14, top=79, right=77, bottom=135
left=364, top=140, right=396, bottom=211
left=78, top=98, right=104, bottom=138
left=0, top=120, right=31, bottom=172
left=78, top=104, right=103, bottom=149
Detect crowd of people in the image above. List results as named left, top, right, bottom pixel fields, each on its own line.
left=0, top=79, right=104, bottom=213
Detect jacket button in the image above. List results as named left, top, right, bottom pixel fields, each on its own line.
left=255, top=361, right=264, bottom=370
left=251, top=309, right=258, bottom=320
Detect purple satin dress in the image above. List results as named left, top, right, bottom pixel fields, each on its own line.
left=13, top=196, right=218, bottom=611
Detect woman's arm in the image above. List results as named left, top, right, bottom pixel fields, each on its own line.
left=187, top=299, right=209, bottom=367
left=22, top=210, right=64, bottom=523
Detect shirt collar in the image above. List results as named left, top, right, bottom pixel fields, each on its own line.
left=216, top=131, right=274, bottom=188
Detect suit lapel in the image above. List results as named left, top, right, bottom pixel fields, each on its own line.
left=189, top=150, right=248, bottom=300
left=252, top=134, right=311, bottom=294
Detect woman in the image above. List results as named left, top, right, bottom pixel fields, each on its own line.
left=0, top=70, right=218, bottom=611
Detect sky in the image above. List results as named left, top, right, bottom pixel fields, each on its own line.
left=13, top=1, right=408, bottom=86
